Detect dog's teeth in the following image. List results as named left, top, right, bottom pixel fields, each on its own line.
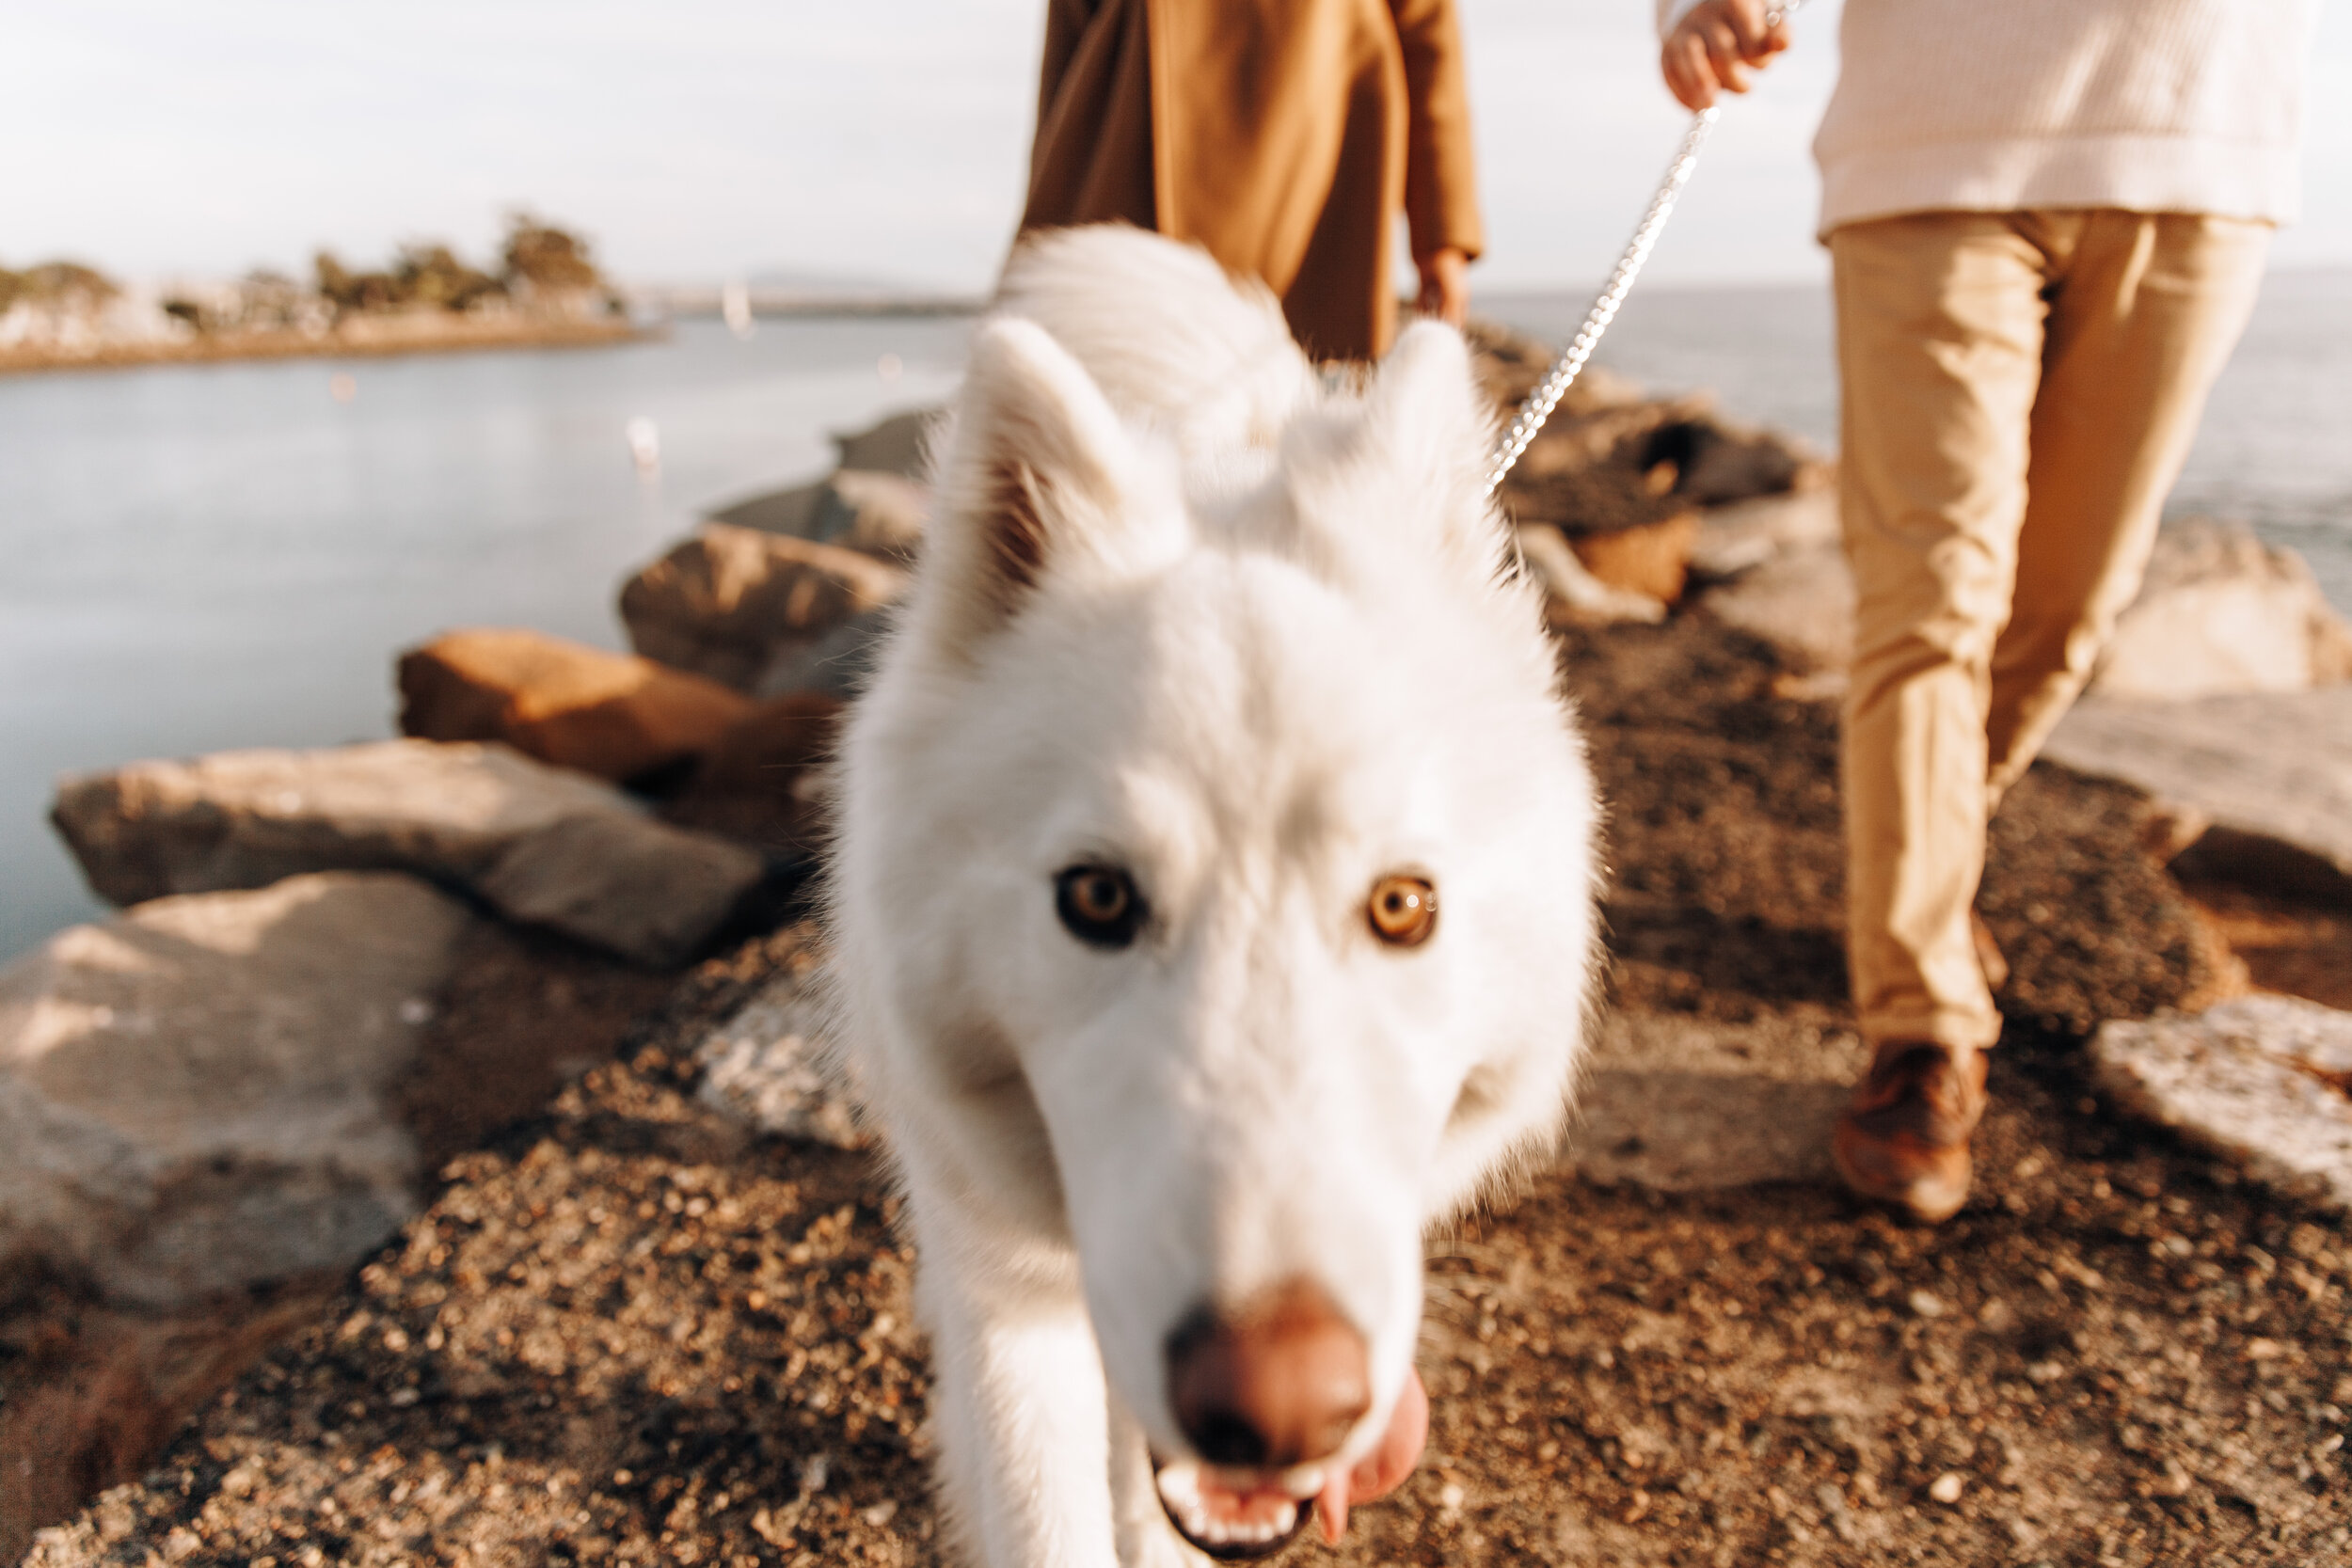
left=1155, top=1462, right=1202, bottom=1510
left=1156, top=1459, right=1301, bottom=1549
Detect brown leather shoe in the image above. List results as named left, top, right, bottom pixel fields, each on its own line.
left=1833, top=1039, right=1989, bottom=1223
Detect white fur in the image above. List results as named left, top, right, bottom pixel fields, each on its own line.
left=827, top=226, right=1600, bottom=1568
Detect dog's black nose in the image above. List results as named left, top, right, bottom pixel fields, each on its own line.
left=1165, top=1277, right=1370, bottom=1468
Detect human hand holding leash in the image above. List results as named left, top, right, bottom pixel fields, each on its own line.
left=1486, top=0, right=1802, bottom=499
left=1661, top=0, right=1791, bottom=111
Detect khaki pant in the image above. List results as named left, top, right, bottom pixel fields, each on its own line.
left=1831, top=210, right=2269, bottom=1051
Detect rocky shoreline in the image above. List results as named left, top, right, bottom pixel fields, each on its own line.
left=4, top=326, right=2349, bottom=1564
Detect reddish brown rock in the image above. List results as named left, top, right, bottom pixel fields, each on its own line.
left=1515, top=525, right=1666, bottom=626
left=1568, top=511, right=1700, bottom=606
left=397, top=627, right=751, bottom=785
left=618, top=523, right=909, bottom=690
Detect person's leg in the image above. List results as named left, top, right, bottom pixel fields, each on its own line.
left=1985, top=214, right=2273, bottom=799
left=1832, top=212, right=2053, bottom=1057
left=1828, top=211, right=2064, bottom=1222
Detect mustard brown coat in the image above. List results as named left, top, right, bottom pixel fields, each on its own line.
left=1019, top=0, right=1485, bottom=362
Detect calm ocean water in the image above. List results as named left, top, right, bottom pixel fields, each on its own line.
left=4, top=273, right=2347, bottom=960
left=1485, top=266, right=2352, bottom=611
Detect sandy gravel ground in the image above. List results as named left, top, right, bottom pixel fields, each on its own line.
left=17, top=620, right=2351, bottom=1568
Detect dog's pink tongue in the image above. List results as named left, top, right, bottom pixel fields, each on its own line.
left=1314, top=1369, right=1428, bottom=1545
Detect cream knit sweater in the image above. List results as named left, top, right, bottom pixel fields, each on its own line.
left=1658, top=0, right=2318, bottom=234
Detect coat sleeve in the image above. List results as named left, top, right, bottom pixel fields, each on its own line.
left=1035, top=0, right=1099, bottom=155
left=1391, top=0, right=1486, bottom=262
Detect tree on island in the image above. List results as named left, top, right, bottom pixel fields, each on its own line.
left=0, top=261, right=119, bottom=314
left=310, top=214, right=613, bottom=320
left=501, top=215, right=604, bottom=293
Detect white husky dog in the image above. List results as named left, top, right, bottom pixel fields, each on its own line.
left=828, top=226, right=1598, bottom=1567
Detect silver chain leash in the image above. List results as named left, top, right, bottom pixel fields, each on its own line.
left=1485, top=1, right=1803, bottom=502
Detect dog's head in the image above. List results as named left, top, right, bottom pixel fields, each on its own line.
left=836, top=303, right=1597, bottom=1553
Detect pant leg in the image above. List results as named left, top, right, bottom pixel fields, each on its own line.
left=1984, top=214, right=2272, bottom=800
left=1831, top=213, right=2056, bottom=1053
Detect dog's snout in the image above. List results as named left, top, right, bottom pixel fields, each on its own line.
left=1165, top=1277, right=1370, bottom=1469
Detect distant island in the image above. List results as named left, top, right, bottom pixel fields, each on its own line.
left=0, top=214, right=639, bottom=374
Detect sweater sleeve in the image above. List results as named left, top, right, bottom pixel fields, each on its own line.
left=1391, top=0, right=1486, bottom=261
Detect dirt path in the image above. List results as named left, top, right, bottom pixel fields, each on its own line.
left=18, top=621, right=2349, bottom=1568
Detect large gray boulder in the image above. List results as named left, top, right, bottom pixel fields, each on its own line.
left=830, top=406, right=937, bottom=480
left=0, top=873, right=471, bottom=1306
left=52, top=740, right=765, bottom=966
left=707, top=467, right=930, bottom=562
left=618, top=522, right=909, bottom=691
left=2091, top=520, right=2352, bottom=700
left=2042, top=689, right=2352, bottom=903
left=2091, top=995, right=2352, bottom=1213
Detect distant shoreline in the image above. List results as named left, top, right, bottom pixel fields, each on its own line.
left=0, top=298, right=999, bottom=377
left=649, top=288, right=985, bottom=321
left=0, top=311, right=644, bottom=378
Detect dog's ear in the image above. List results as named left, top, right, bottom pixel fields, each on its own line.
left=1361, top=322, right=1504, bottom=569
left=922, top=316, right=1156, bottom=655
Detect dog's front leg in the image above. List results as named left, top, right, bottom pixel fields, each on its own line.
left=915, top=1217, right=1120, bottom=1567
left=1107, top=1390, right=1208, bottom=1568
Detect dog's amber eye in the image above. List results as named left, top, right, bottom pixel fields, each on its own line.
left=1367, top=875, right=1438, bottom=947
left=1055, top=864, right=1146, bottom=949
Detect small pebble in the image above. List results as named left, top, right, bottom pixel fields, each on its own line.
left=1929, top=1472, right=1965, bottom=1505
left=1909, top=1290, right=1946, bottom=1319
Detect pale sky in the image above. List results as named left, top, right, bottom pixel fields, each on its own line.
left=7, top=1, right=2351, bottom=293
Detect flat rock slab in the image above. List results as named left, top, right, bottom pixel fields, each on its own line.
left=2090, top=994, right=2352, bottom=1213
left=0, top=873, right=471, bottom=1306
left=1570, top=1012, right=1868, bottom=1190
left=52, top=739, right=766, bottom=966
left=2042, top=689, right=2352, bottom=902
left=1689, top=488, right=1839, bottom=579
left=1698, top=543, right=1856, bottom=673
